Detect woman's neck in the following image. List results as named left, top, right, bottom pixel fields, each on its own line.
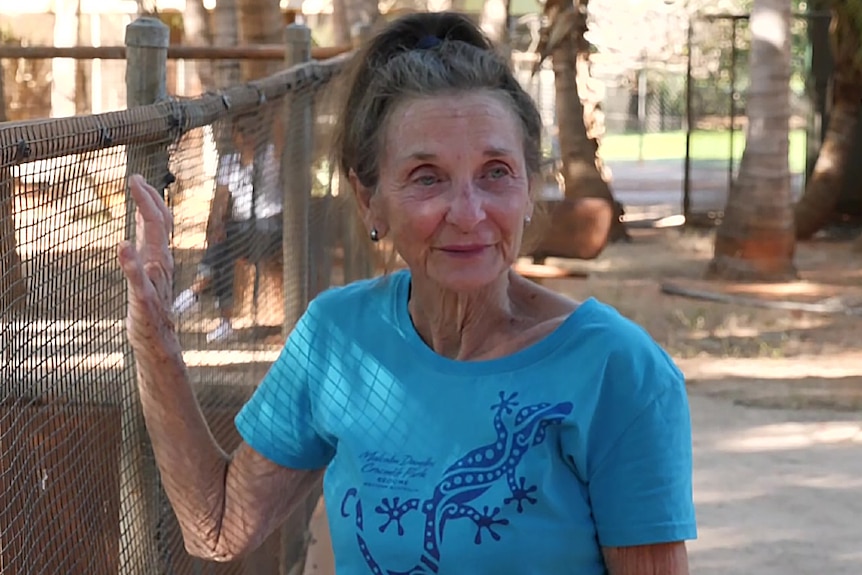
left=407, top=270, right=524, bottom=361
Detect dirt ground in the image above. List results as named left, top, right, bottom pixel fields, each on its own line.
left=304, top=227, right=862, bottom=575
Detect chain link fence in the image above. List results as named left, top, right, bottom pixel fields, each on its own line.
left=0, top=16, right=367, bottom=575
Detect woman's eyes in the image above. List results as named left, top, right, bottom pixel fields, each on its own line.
left=408, top=163, right=513, bottom=186
left=414, top=174, right=439, bottom=186
left=484, top=165, right=511, bottom=180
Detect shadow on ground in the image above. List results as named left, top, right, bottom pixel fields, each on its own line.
left=688, top=393, right=862, bottom=575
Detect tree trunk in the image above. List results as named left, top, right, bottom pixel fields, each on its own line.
left=427, top=0, right=452, bottom=11
left=0, top=62, right=26, bottom=314
left=344, top=0, right=380, bottom=37
left=554, top=9, right=613, bottom=206
left=529, top=0, right=621, bottom=261
left=237, top=0, right=283, bottom=81
left=182, top=0, right=215, bottom=93
left=74, top=0, right=89, bottom=114
left=331, top=0, right=351, bottom=46
left=0, top=34, right=25, bottom=314
left=0, top=234, right=22, bottom=316
left=708, top=0, right=797, bottom=281
left=213, top=0, right=242, bottom=88
left=793, top=4, right=862, bottom=239
left=793, top=84, right=862, bottom=238
left=479, top=0, right=510, bottom=58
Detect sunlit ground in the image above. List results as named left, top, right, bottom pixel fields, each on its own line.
left=688, top=393, right=862, bottom=575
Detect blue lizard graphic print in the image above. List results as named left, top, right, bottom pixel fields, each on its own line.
left=340, top=391, right=574, bottom=574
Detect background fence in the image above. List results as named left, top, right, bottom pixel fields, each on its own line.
left=0, top=16, right=371, bottom=575
left=507, top=9, right=841, bottom=228
left=684, top=11, right=833, bottom=224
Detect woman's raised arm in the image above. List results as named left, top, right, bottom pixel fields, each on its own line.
left=117, top=175, right=322, bottom=561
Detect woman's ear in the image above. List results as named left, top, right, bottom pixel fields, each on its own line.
left=349, top=169, right=384, bottom=237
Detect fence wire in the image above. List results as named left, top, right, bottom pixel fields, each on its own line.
left=0, top=50, right=362, bottom=574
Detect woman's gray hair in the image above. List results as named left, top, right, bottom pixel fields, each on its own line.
left=331, top=12, right=543, bottom=192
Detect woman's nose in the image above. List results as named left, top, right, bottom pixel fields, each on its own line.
left=445, top=182, right=486, bottom=231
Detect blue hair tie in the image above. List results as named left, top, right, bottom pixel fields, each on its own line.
left=416, top=35, right=442, bottom=50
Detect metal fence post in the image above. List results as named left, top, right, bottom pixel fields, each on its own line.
left=682, top=17, right=693, bottom=226
left=121, top=16, right=170, bottom=575
left=282, top=24, right=312, bottom=335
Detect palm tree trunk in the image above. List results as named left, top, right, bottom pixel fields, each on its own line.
left=0, top=181, right=24, bottom=313
left=331, top=0, right=351, bottom=46
left=708, top=0, right=797, bottom=281
left=182, top=0, right=215, bottom=93
left=213, top=0, right=242, bottom=88
left=793, top=4, right=862, bottom=239
left=530, top=1, right=623, bottom=261
left=345, top=0, right=380, bottom=35
left=427, top=0, right=452, bottom=11
left=0, top=55, right=26, bottom=314
left=479, top=0, right=510, bottom=56
left=237, top=0, right=283, bottom=81
left=553, top=9, right=613, bottom=207
left=793, top=84, right=862, bottom=238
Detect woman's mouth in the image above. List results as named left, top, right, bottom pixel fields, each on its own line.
left=437, top=244, right=490, bottom=257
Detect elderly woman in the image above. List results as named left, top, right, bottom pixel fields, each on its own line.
left=118, top=11, right=696, bottom=575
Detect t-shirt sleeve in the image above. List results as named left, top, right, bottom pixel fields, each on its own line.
left=234, top=302, right=335, bottom=470
left=588, top=359, right=697, bottom=548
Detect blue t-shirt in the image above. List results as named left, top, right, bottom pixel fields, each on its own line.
left=235, top=269, right=697, bottom=574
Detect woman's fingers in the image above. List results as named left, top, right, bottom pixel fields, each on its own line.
left=133, top=174, right=173, bottom=237
left=129, top=175, right=172, bottom=259
left=117, top=240, right=154, bottom=301
left=145, top=260, right=172, bottom=308
left=123, top=174, right=175, bottom=308
left=119, top=176, right=179, bottom=350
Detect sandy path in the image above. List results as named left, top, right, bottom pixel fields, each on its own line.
left=688, top=392, right=862, bottom=575
left=304, top=391, right=862, bottom=574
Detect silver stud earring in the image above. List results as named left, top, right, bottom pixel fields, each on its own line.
left=524, top=215, right=532, bottom=225
left=370, top=228, right=379, bottom=242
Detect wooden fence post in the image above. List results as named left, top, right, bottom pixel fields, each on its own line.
left=0, top=55, right=26, bottom=335
left=282, top=24, right=312, bottom=335
left=280, top=24, right=322, bottom=575
left=120, top=16, right=170, bottom=575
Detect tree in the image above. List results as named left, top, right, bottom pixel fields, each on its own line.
left=708, top=0, right=797, bottom=281
left=213, top=0, right=242, bottom=87
left=479, top=0, right=511, bottom=57
left=528, top=0, right=625, bottom=262
left=237, top=0, right=283, bottom=81
left=181, top=0, right=215, bottom=93
left=0, top=35, right=26, bottom=315
left=793, top=1, right=862, bottom=239
left=332, top=0, right=380, bottom=46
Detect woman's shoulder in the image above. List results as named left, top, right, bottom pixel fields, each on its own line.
left=548, top=296, right=683, bottom=389
left=525, top=280, right=663, bottom=358
left=304, top=270, right=406, bottom=328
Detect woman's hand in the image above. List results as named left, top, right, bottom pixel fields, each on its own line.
left=117, top=174, right=178, bottom=357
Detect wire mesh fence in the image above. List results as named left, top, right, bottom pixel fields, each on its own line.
left=0, top=17, right=364, bottom=575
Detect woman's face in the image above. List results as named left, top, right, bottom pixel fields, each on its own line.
left=357, top=91, right=533, bottom=293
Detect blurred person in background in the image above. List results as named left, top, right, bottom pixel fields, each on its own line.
left=173, top=117, right=282, bottom=342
